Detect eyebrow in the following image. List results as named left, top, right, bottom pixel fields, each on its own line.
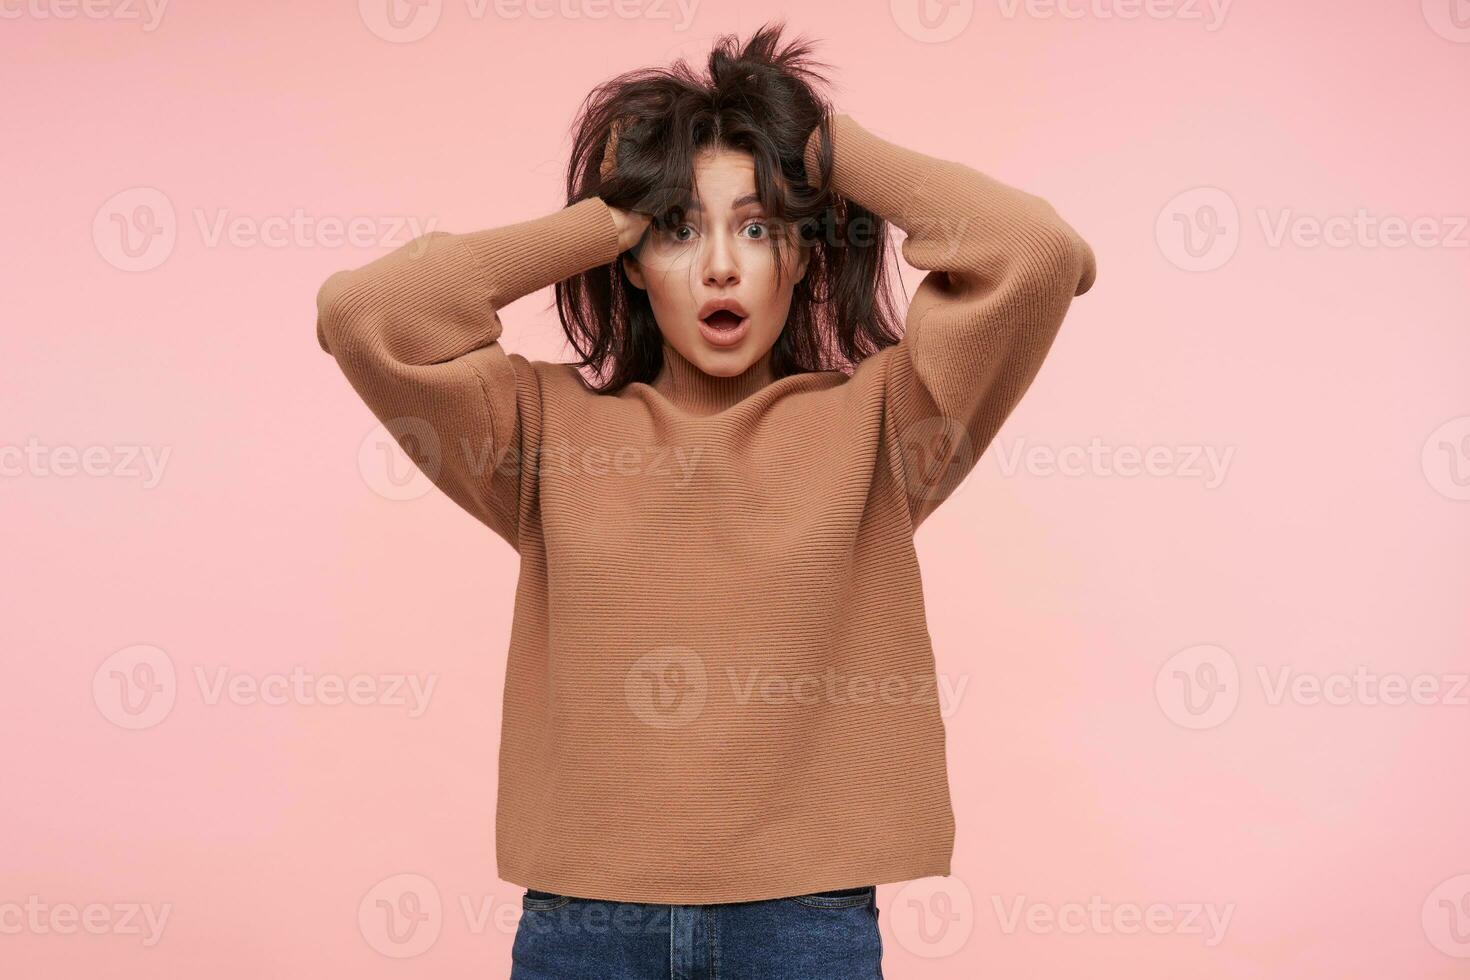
left=682, top=194, right=763, bottom=214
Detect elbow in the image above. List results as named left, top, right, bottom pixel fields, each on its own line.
left=1066, top=228, right=1097, bottom=296
left=1028, top=214, right=1096, bottom=299
left=314, top=269, right=360, bottom=355
left=313, top=230, right=459, bottom=356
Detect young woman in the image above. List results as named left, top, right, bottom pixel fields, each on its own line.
left=315, top=21, right=1095, bottom=979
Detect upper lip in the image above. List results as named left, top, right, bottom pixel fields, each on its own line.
left=697, top=298, right=749, bottom=321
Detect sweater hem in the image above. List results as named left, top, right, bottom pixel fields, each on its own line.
left=496, top=855, right=954, bottom=906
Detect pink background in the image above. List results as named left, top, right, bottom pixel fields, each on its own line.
left=4, top=1, right=1468, bottom=977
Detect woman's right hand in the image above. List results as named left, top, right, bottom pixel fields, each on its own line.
left=607, top=204, right=652, bottom=253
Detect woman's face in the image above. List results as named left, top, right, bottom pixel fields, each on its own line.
left=623, top=146, right=810, bottom=379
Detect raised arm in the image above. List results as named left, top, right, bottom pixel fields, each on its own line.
left=314, top=196, right=624, bottom=548
left=803, top=114, right=1096, bottom=530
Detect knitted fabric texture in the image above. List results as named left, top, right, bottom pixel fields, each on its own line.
left=315, top=114, right=1096, bottom=904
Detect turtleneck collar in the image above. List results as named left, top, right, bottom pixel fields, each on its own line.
left=649, top=340, right=776, bottom=415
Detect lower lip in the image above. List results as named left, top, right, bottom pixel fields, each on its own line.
left=697, top=315, right=749, bottom=348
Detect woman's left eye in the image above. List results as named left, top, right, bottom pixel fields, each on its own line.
left=742, top=222, right=768, bottom=240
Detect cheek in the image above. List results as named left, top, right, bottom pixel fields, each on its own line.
left=750, top=254, right=802, bottom=322
left=759, top=292, right=796, bottom=334
left=643, top=273, right=695, bottom=323
left=637, top=242, right=696, bottom=274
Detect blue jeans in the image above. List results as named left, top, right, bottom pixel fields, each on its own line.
left=510, top=885, right=884, bottom=979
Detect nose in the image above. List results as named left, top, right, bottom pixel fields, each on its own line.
left=699, top=229, right=741, bottom=289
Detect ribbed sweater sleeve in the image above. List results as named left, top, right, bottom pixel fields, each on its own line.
left=314, top=196, right=624, bottom=547
left=804, top=114, right=1097, bottom=529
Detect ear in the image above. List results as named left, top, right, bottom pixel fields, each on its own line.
left=622, top=252, right=646, bottom=291
left=793, top=242, right=811, bottom=285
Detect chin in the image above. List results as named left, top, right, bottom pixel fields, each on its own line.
left=700, top=347, right=744, bottom=368
left=697, top=346, right=759, bottom=374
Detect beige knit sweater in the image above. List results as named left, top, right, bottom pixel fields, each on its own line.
left=315, top=114, right=1096, bottom=904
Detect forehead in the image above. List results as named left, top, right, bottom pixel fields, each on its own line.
left=685, top=146, right=763, bottom=213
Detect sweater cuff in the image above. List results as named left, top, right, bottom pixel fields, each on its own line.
left=802, top=114, right=838, bottom=190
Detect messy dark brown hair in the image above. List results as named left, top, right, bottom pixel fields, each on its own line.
left=553, top=19, right=905, bottom=393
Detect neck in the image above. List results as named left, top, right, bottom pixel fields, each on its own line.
left=650, top=340, right=776, bottom=415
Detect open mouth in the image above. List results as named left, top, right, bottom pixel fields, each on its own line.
left=701, top=309, right=747, bottom=331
